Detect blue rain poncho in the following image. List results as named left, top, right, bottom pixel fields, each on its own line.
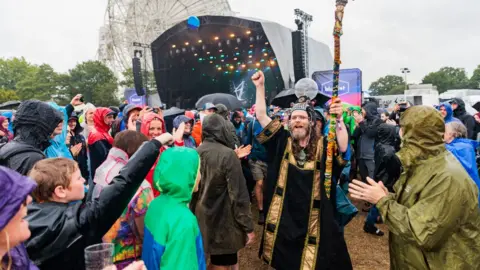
left=44, top=102, right=73, bottom=159
left=446, top=138, right=480, bottom=205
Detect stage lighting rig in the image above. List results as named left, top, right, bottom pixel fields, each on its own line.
left=294, top=8, right=313, bottom=76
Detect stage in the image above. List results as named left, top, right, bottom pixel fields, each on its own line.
left=151, top=15, right=333, bottom=109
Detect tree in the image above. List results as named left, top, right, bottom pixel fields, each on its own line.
left=422, top=67, right=470, bottom=93
left=0, top=57, right=37, bottom=90
left=68, top=61, right=119, bottom=106
left=368, top=75, right=405, bottom=96
left=119, top=68, right=157, bottom=95
left=16, top=64, right=61, bottom=101
left=469, top=65, right=480, bottom=89
left=0, top=89, right=19, bottom=103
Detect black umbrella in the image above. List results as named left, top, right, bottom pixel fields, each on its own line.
left=271, top=89, right=331, bottom=108
left=0, top=100, right=21, bottom=110
left=195, top=93, right=243, bottom=110
left=163, top=107, right=185, bottom=117
left=162, top=107, right=185, bottom=133
left=473, top=101, right=480, bottom=112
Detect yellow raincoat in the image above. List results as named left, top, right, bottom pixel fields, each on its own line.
left=376, top=106, right=480, bottom=269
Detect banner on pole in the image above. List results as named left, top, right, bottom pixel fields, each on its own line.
left=124, top=88, right=146, bottom=106
left=312, top=68, right=362, bottom=106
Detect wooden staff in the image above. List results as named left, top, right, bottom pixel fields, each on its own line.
left=325, top=0, right=349, bottom=199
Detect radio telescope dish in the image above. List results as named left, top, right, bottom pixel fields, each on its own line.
left=98, top=0, right=233, bottom=74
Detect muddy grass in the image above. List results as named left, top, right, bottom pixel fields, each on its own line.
left=238, top=204, right=390, bottom=269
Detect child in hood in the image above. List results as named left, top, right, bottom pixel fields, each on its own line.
left=142, top=147, right=206, bottom=270
left=24, top=133, right=172, bottom=270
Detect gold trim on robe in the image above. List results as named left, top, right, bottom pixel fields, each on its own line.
left=256, top=118, right=283, bottom=144
left=300, top=137, right=324, bottom=269
left=262, top=135, right=326, bottom=269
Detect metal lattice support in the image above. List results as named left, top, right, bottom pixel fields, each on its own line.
left=294, top=9, right=313, bottom=78
left=325, top=0, right=349, bottom=199
left=97, top=0, right=233, bottom=75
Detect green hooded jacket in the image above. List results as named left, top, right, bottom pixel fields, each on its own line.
left=376, top=106, right=480, bottom=269
left=142, top=147, right=206, bottom=270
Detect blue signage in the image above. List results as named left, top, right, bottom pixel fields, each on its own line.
left=124, top=88, right=146, bottom=106
left=312, top=68, right=363, bottom=106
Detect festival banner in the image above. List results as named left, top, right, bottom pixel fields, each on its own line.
left=311, top=68, right=362, bottom=106
left=124, top=88, right=146, bottom=106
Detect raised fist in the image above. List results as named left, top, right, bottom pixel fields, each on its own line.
left=251, top=71, right=265, bottom=87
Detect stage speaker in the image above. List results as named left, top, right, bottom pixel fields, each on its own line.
left=132, top=57, right=145, bottom=96
left=292, top=31, right=306, bottom=83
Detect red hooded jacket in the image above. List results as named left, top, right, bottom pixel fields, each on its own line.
left=140, top=112, right=166, bottom=197
left=88, top=107, right=114, bottom=178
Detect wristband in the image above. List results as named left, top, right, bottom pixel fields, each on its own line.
left=174, top=140, right=185, bottom=147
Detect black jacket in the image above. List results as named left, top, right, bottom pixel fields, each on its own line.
left=374, top=124, right=402, bottom=191
left=25, top=139, right=162, bottom=270
left=452, top=98, right=476, bottom=140
left=352, top=102, right=382, bottom=160
left=0, top=101, right=64, bottom=175
left=69, top=113, right=89, bottom=180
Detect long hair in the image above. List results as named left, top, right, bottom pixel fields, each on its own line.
left=290, top=122, right=319, bottom=162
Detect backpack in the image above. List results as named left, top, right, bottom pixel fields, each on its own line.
left=0, top=142, right=44, bottom=166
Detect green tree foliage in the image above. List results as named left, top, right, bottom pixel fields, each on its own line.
left=68, top=61, right=119, bottom=106
left=16, top=64, right=60, bottom=101
left=368, top=75, right=405, bottom=96
left=469, top=65, right=480, bottom=89
left=422, top=67, right=470, bottom=93
left=0, top=89, right=20, bottom=103
left=0, top=57, right=37, bottom=90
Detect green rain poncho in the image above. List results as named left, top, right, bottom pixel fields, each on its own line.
left=142, top=147, right=206, bottom=270
left=376, top=106, right=480, bottom=269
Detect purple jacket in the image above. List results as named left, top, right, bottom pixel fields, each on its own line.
left=0, top=166, right=38, bottom=269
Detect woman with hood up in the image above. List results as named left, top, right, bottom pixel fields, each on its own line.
left=172, top=115, right=197, bottom=148
left=79, top=103, right=96, bottom=140
left=0, top=116, right=13, bottom=143
left=437, top=102, right=462, bottom=124
left=142, top=147, right=206, bottom=270
left=350, top=106, right=480, bottom=269
left=140, top=112, right=167, bottom=197
left=44, top=102, right=74, bottom=159
left=88, top=107, right=116, bottom=178
left=0, top=111, right=14, bottom=134
left=0, top=166, right=38, bottom=270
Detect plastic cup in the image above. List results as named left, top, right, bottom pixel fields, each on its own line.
left=84, top=243, right=114, bottom=270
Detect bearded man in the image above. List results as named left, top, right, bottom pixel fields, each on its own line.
left=252, top=71, right=352, bottom=270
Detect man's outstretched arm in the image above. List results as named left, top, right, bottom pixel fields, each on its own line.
left=252, top=71, right=272, bottom=128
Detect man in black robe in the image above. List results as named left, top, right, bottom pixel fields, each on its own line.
left=251, top=71, right=352, bottom=270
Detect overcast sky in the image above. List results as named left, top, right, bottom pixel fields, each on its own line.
left=0, top=0, right=479, bottom=88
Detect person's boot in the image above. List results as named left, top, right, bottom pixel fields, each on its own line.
left=258, top=210, right=265, bottom=225
left=363, top=223, right=384, bottom=236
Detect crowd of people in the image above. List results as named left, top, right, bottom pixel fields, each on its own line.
left=0, top=70, right=479, bottom=270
